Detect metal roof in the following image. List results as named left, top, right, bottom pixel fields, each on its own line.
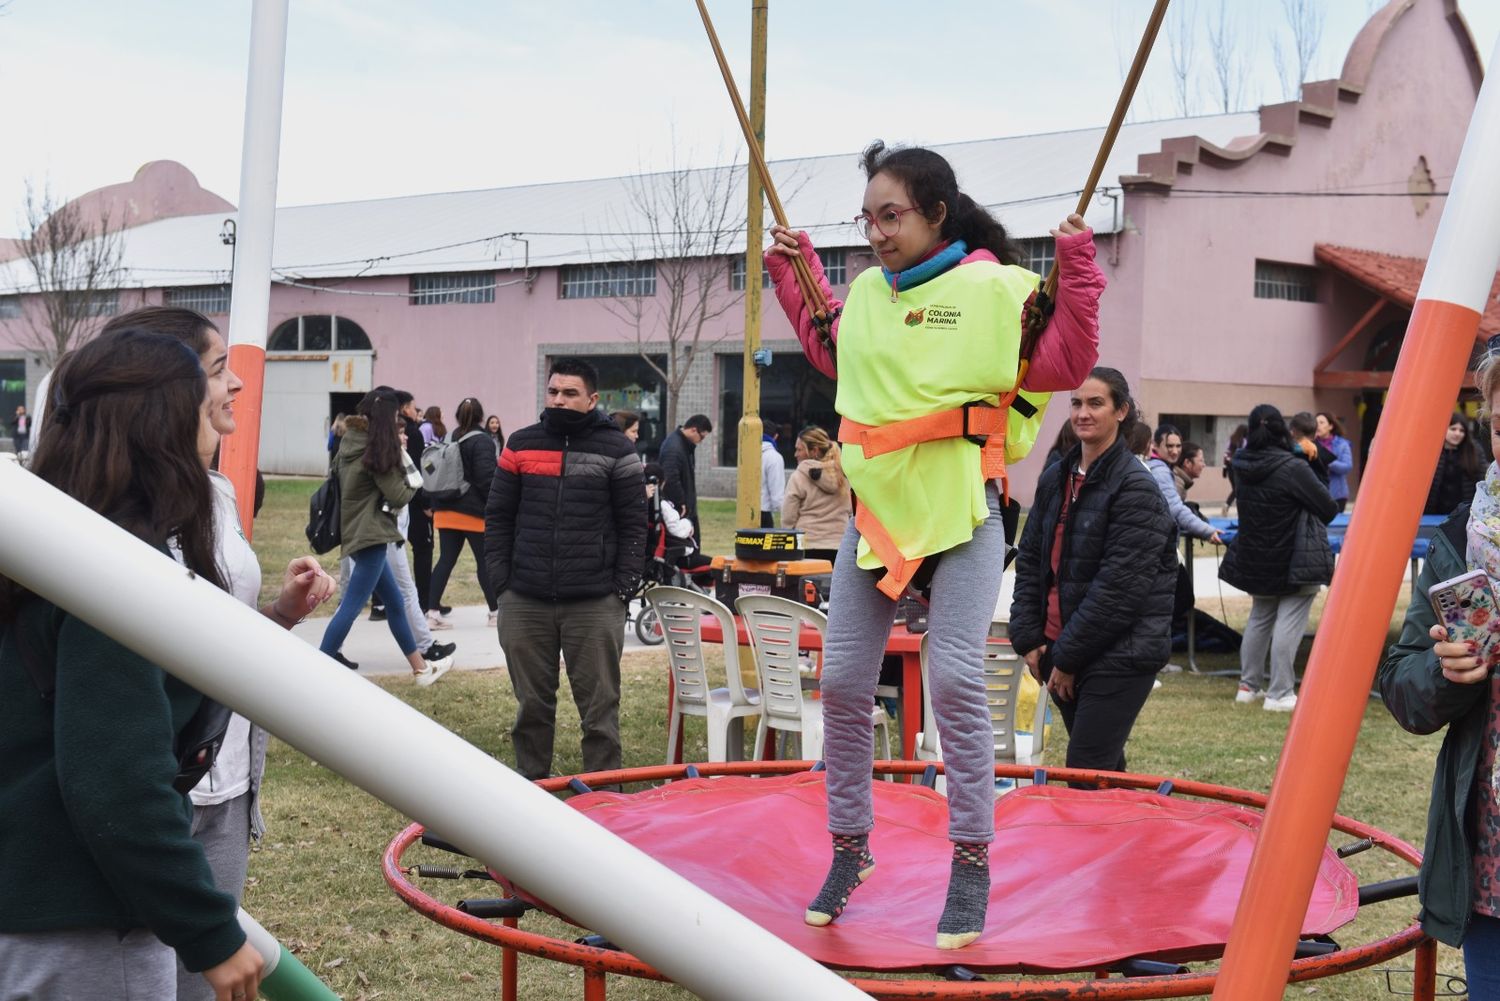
left=2, top=112, right=1261, bottom=291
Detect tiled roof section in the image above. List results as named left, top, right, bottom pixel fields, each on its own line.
left=1314, top=243, right=1500, bottom=336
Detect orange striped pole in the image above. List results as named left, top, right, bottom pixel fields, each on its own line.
left=1212, top=32, right=1500, bottom=1000
left=218, top=0, right=290, bottom=541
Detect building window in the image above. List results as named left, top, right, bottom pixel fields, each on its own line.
left=0, top=296, right=21, bottom=319
left=164, top=285, right=232, bottom=314
left=1017, top=237, right=1054, bottom=277
left=728, top=255, right=773, bottom=292
left=83, top=290, right=118, bottom=317
left=1158, top=413, right=1241, bottom=468
left=720, top=352, right=838, bottom=468
left=554, top=353, right=668, bottom=455
left=822, top=248, right=848, bottom=286
left=409, top=272, right=495, bottom=305
left=268, top=315, right=372, bottom=352
left=560, top=262, right=656, bottom=299
left=1254, top=260, right=1319, bottom=303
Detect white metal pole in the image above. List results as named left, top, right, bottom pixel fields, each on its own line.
left=219, top=0, right=290, bottom=539
left=0, top=462, right=868, bottom=1001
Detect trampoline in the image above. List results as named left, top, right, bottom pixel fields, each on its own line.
left=383, top=760, right=1443, bottom=1000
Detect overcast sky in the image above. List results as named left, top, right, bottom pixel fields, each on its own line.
left=2, top=0, right=1497, bottom=235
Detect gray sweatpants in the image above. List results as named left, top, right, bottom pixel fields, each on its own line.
left=1239, top=588, right=1319, bottom=700
left=175, top=792, right=252, bottom=1000
left=0, top=927, right=174, bottom=1000
left=823, top=483, right=1007, bottom=843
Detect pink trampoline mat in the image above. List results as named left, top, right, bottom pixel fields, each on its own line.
left=503, top=773, right=1359, bottom=972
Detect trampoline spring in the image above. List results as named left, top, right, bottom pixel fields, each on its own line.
left=1336, top=837, right=1375, bottom=858
left=1293, top=935, right=1339, bottom=958
left=919, top=764, right=939, bottom=789
left=683, top=765, right=701, bottom=779
left=1111, top=958, right=1189, bottom=977
left=1377, top=966, right=1469, bottom=997
left=1154, top=780, right=1175, bottom=797
left=410, top=865, right=464, bottom=879
left=939, top=965, right=984, bottom=982
left=575, top=934, right=620, bottom=951
left=1357, top=875, right=1420, bottom=906
left=568, top=778, right=594, bottom=795
left=456, top=898, right=531, bottom=919
left=420, top=833, right=474, bottom=858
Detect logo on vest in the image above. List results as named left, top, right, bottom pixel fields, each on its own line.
left=902, top=304, right=962, bottom=329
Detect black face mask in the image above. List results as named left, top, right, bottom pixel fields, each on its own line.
left=542, top=406, right=594, bottom=435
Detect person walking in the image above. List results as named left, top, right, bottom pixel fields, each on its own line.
left=428, top=397, right=500, bottom=628
left=782, top=426, right=851, bottom=564
left=1219, top=404, right=1338, bottom=712
left=0, top=329, right=263, bottom=1001
left=485, top=414, right=504, bottom=446
left=657, top=414, right=711, bottom=537
left=9, top=405, right=28, bottom=455
left=320, top=391, right=448, bottom=685
left=1426, top=412, right=1483, bottom=516
left=396, top=391, right=436, bottom=615
left=1314, top=412, right=1354, bottom=512
left=1010, top=369, right=1176, bottom=778
left=766, top=140, right=1103, bottom=948
left=1378, top=347, right=1500, bottom=994
left=485, top=359, right=646, bottom=781
left=760, top=427, right=786, bottom=527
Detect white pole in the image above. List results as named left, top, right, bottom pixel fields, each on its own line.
left=0, top=462, right=867, bottom=1001
left=220, top=0, right=289, bottom=538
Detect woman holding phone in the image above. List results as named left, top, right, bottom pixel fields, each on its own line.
left=1380, top=341, right=1500, bottom=995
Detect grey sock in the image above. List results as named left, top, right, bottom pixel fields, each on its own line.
left=804, top=833, right=875, bottom=926
left=936, top=842, right=990, bottom=947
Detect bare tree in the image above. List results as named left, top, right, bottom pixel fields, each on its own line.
left=1272, top=0, right=1325, bottom=101
left=13, top=182, right=126, bottom=368
left=1166, top=1, right=1199, bottom=118
left=598, top=152, right=748, bottom=431
left=1206, top=0, right=1251, bottom=113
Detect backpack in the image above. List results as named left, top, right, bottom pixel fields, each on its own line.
left=421, top=430, right=482, bottom=503
left=305, top=461, right=342, bottom=555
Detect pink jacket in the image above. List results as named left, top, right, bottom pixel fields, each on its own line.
left=763, top=229, right=1105, bottom=390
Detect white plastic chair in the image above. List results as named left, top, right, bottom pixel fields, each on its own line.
left=646, top=586, right=761, bottom=764
left=915, top=621, right=1049, bottom=795
left=735, top=594, right=891, bottom=765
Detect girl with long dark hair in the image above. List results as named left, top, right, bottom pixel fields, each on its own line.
left=766, top=141, right=1104, bottom=948
left=428, top=397, right=500, bottom=626
left=1220, top=404, right=1338, bottom=711
left=1011, top=368, right=1176, bottom=777
left=1427, top=412, right=1484, bottom=516
left=320, top=391, right=447, bottom=684
left=0, top=329, right=263, bottom=1000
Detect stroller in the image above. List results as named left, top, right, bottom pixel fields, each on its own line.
left=631, top=471, right=715, bottom=645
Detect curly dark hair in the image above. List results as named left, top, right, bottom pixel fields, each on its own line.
left=861, top=141, right=1018, bottom=265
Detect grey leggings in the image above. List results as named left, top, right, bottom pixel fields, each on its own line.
left=822, top=483, right=1007, bottom=843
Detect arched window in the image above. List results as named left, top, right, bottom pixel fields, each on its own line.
left=267, top=316, right=372, bottom=352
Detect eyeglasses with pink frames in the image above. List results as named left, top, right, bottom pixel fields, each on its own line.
left=853, top=205, right=920, bottom=240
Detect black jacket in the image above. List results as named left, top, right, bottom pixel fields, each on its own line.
left=657, top=429, right=698, bottom=516
left=431, top=430, right=497, bottom=520
left=1426, top=445, right=1481, bottom=517
left=1010, top=437, right=1178, bottom=677
left=484, top=407, right=646, bottom=602
left=1219, top=446, right=1338, bottom=596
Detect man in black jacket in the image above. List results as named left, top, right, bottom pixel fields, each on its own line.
left=485, top=359, right=646, bottom=779
left=656, top=414, right=712, bottom=538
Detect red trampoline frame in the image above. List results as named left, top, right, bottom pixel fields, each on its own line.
left=381, top=760, right=1440, bottom=1001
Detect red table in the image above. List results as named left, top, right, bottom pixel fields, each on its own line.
left=697, top=617, right=926, bottom=760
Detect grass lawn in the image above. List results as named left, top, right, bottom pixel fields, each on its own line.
left=243, top=479, right=1461, bottom=999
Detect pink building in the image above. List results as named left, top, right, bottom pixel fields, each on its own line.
left=0, top=0, right=1487, bottom=506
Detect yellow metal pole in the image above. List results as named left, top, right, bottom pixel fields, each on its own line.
left=735, top=0, right=768, bottom=531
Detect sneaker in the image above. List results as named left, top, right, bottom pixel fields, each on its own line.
left=438, top=604, right=453, bottom=616
left=426, top=609, right=452, bottom=631
left=414, top=657, right=452, bottom=687
left=1234, top=684, right=1264, bottom=704
left=487, top=609, right=499, bottom=628
left=1151, top=678, right=1163, bottom=690
left=424, top=641, right=457, bottom=661
left=1263, top=693, right=1298, bottom=713
left=330, top=651, right=359, bottom=671
left=368, top=605, right=387, bottom=622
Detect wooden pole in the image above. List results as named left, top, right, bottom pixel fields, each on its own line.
left=736, top=0, right=769, bottom=531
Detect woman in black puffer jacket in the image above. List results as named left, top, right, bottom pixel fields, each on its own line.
left=428, top=397, right=499, bottom=626
left=1011, top=368, right=1177, bottom=777
left=1219, top=404, right=1338, bottom=713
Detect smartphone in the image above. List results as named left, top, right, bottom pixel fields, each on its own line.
left=1428, top=569, right=1500, bottom=667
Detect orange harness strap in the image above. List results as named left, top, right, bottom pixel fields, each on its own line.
left=838, top=379, right=1029, bottom=598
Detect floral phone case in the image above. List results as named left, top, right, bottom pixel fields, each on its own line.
left=1429, top=569, right=1500, bottom=667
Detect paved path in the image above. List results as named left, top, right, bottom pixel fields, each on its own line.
left=291, top=601, right=655, bottom=677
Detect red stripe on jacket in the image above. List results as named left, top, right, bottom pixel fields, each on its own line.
left=501, top=447, right=563, bottom=478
